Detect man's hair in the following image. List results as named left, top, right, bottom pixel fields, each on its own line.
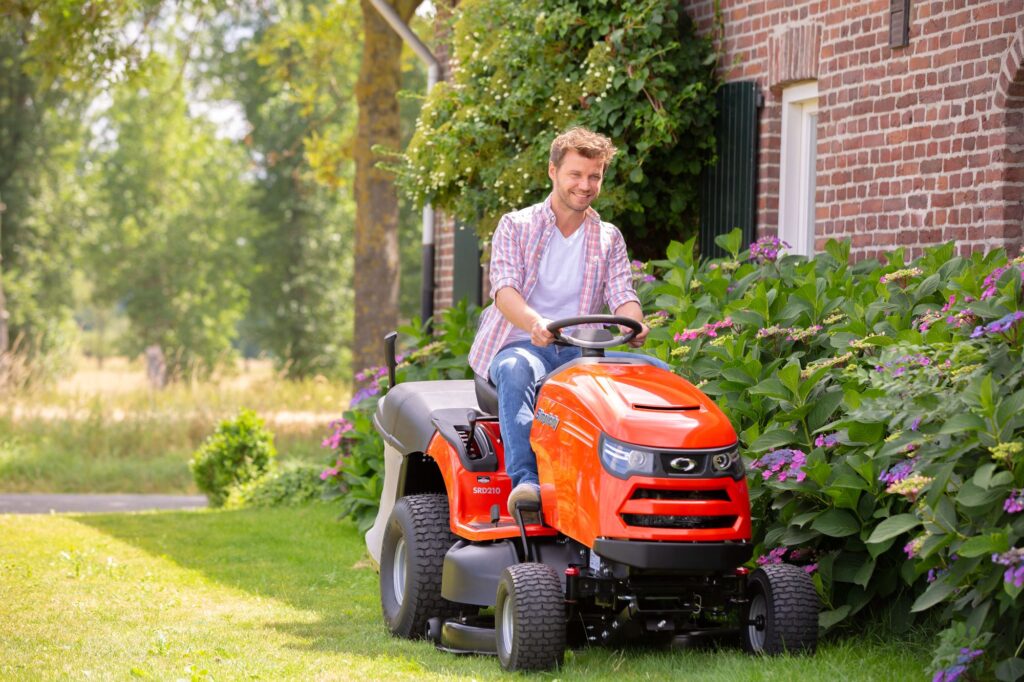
left=549, top=127, right=618, bottom=169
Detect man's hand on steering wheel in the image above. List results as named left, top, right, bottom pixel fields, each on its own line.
left=624, top=321, right=649, bottom=348
left=530, top=317, right=555, bottom=347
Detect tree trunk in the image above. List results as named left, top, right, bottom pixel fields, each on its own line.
left=352, top=0, right=421, bottom=375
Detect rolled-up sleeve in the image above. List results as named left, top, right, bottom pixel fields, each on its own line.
left=604, top=226, right=640, bottom=312
left=488, top=215, right=523, bottom=299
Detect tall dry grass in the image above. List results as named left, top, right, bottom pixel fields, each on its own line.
left=0, top=355, right=349, bottom=494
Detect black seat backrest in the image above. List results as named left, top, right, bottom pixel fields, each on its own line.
left=474, top=374, right=499, bottom=416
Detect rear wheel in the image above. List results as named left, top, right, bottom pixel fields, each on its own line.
left=742, top=564, right=819, bottom=655
left=495, top=563, right=566, bottom=671
left=380, top=494, right=459, bottom=638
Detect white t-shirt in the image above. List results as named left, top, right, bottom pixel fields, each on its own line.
left=506, top=225, right=586, bottom=344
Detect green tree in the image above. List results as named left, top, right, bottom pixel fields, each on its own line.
left=228, top=1, right=359, bottom=378
left=398, top=0, right=719, bottom=259
left=248, top=0, right=427, bottom=374
left=0, top=0, right=161, bottom=374
left=88, top=55, right=258, bottom=379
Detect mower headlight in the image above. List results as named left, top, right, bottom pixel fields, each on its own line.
left=599, top=435, right=657, bottom=478
left=711, top=447, right=744, bottom=480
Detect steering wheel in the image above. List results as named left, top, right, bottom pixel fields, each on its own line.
left=546, top=315, right=642, bottom=349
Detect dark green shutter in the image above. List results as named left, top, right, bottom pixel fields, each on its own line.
left=699, top=81, right=762, bottom=259
left=452, top=220, right=482, bottom=306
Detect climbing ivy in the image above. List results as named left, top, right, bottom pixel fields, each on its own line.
left=396, top=0, right=720, bottom=259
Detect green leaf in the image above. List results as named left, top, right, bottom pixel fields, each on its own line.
left=808, top=390, right=844, bottom=432
left=847, top=421, right=884, bottom=445
left=995, top=656, right=1024, bottom=682
left=853, top=557, right=876, bottom=588
left=910, top=576, right=957, bottom=612
left=938, top=413, right=987, bottom=434
left=781, top=527, right=821, bottom=545
left=957, top=532, right=1009, bottom=558
left=790, top=510, right=821, bottom=527
left=749, top=429, right=796, bottom=453
left=713, top=228, right=743, bottom=258
left=818, top=605, right=851, bottom=630
left=748, top=377, right=790, bottom=401
left=866, top=514, right=920, bottom=544
left=972, top=463, right=997, bottom=489
left=956, top=481, right=1000, bottom=508
left=812, top=509, right=860, bottom=537
left=777, top=362, right=801, bottom=396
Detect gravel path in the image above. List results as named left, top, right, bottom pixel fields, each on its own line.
left=0, top=494, right=207, bottom=514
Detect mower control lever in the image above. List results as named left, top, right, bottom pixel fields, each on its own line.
left=546, top=315, right=642, bottom=349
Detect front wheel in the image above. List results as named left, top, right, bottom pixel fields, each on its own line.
left=495, top=563, right=566, bottom=671
left=379, top=494, right=459, bottom=638
left=742, top=564, right=819, bottom=655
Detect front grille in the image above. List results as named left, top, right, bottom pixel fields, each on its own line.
left=631, top=487, right=730, bottom=502
left=622, top=514, right=737, bottom=529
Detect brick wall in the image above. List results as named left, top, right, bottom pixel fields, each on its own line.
left=684, top=0, right=1024, bottom=260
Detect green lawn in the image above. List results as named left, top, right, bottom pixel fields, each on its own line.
left=0, top=504, right=931, bottom=681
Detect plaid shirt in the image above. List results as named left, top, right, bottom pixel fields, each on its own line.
left=468, top=195, right=640, bottom=379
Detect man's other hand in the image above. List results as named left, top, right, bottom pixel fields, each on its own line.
left=531, top=318, right=555, bottom=346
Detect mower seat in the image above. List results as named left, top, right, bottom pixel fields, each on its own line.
left=474, top=374, right=499, bottom=415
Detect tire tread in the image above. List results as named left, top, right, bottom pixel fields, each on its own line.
left=498, top=563, right=566, bottom=671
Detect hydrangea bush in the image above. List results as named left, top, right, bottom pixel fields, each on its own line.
left=633, top=231, right=1024, bottom=681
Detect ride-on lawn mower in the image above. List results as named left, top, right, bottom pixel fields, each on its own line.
left=365, top=315, right=819, bottom=671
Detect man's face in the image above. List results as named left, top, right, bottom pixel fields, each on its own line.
left=548, top=150, right=605, bottom=214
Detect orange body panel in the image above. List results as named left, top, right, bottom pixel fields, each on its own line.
left=531, top=362, right=750, bottom=548
left=429, top=421, right=556, bottom=541
left=434, top=360, right=749, bottom=550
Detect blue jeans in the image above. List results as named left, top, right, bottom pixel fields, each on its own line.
left=488, top=340, right=669, bottom=487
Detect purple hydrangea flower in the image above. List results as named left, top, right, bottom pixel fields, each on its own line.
left=752, top=448, right=807, bottom=483
left=321, top=418, right=354, bottom=449
left=749, top=236, right=791, bottom=263
left=757, top=547, right=787, bottom=566
left=992, top=548, right=1024, bottom=588
left=979, top=264, right=1022, bottom=300
left=970, top=310, right=1024, bottom=339
left=932, top=648, right=984, bottom=682
left=814, top=433, right=839, bottom=448
left=879, top=460, right=914, bottom=485
left=673, top=318, right=734, bottom=344
left=1005, top=489, right=1024, bottom=514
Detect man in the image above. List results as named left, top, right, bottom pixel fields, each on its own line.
left=467, top=127, right=659, bottom=515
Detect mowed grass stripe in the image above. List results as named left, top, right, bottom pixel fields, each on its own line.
left=0, top=505, right=930, bottom=681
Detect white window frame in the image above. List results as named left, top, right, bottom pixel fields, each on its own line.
left=778, top=81, right=819, bottom=257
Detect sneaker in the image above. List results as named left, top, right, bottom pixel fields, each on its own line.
left=507, top=482, right=541, bottom=517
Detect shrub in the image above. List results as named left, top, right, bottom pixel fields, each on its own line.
left=190, top=409, right=277, bottom=507
left=635, top=232, right=1024, bottom=680
left=224, top=461, right=322, bottom=509
left=320, top=299, right=478, bottom=532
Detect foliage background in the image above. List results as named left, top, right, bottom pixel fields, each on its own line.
left=397, top=0, right=719, bottom=260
